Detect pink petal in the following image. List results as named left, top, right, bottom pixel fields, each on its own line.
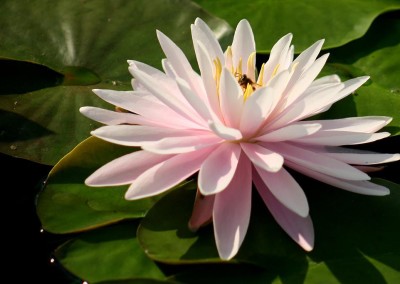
left=306, top=116, right=392, bottom=133
left=194, top=41, right=222, bottom=120
left=192, top=18, right=225, bottom=66
left=254, top=166, right=309, bottom=217
left=156, top=30, right=207, bottom=101
left=80, top=106, right=158, bottom=126
left=109, top=90, right=199, bottom=129
left=129, top=68, right=204, bottom=127
left=240, top=86, right=275, bottom=137
left=125, top=146, right=215, bottom=200
left=92, top=89, right=136, bottom=111
left=219, top=68, right=244, bottom=128
left=176, top=77, right=216, bottom=122
left=262, top=33, right=293, bottom=84
left=91, top=125, right=204, bottom=147
left=318, top=147, right=400, bottom=165
left=142, top=133, right=222, bottom=154
left=208, top=120, right=242, bottom=141
left=293, top=131, right=390, bottom=146
left=128, top=60, right=168, bottom=81
left=253, top=169, right=314, bottom=251
left=188, top=190, right=215, bottom=232
left=257, top=123, right=321, bottom=142
left=213, top=154, right=252, bottom=260
left=285, top=160, right=390, bottom=196
left=284, top=53, right=330, bottom=107
left=85, top=150, right=172, bottom=186
left=291, top=39, right=324, bottom=75
left=266, top=142, right=370, bottom=181
left=241, top=143, right=283, bottom=172
left=199, top=143, right=241, bottom=195
left=268, top=83, right=343, bottom=129
left=308, top=74, right=341, bottom=91
left=231, top=19, right=255, bottom=76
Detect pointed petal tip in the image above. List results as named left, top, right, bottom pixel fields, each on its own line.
left=300, top=239, right=314, bottom=252
left=188, top=221, right=199, bottom=232
left=194, top=17, right=204, bottom=25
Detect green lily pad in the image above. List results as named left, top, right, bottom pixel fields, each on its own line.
left=0, top=0, right=232, bottom=165
left=193, top=0, right=400, bottom=52
left=137, top=178, right=400, bottom=282
left=316, top=11, right=400, bottom=135
left=55, top=222, right=166, bottom=283
left=36, top=136, right=161, bottom=234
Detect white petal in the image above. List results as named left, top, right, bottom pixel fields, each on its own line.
left=262, top=33, right=293, bottom=84
left=91, top=125, right=201, bottom=147
left=92, top=89, right=136, bottom=112
left=219, top=68, right=244, bottom=128
left=285, top=53, right=330, bottom=107
left=255, top=166, right=309, bottom=217
left=285, top=160, right=390, bottom=196
left=253, top=170, right=314, bottom=251
left=85, top=150, right=172, bottom=186
left=192, top=18, right=225, bottom=65
left=80, top=106, right=156, bottom=126
left=143, top=134, right=222, bottom=154
left=194, top=40, right=222, bottom=119
left=232, top=19, right=255, bottom=74
left=208, top=120, right=242, bottom=141
left=125, top=147, right=215, bottom=200
left=241, top=143, right=283, bottom=172
left=199, top=143, right=241, bottom=195
left=128, top=60, right=167, bottom=79
left=268, top=83, right=343, bottom=129
left=266, top=142, right=371, bottom=181
left=156, top=30, right=207, bottom=100
left=129, top=68, right=204, bottom=126
left=309, top=74, right=341, bottom=89
left=240, top=86, right=275, bottom=137
left=293, top=131, right=390, bottom=146
left=307, top=116, right=392, bottom=133
left=319, top=147, right=400, bottom=165
left=176, top=77, right=214, bottom=122
left=292, top=39, right=325, bottom=74
left=257, top=123, right=321, bottom=142
left=213, top=154, right=252, bottom=260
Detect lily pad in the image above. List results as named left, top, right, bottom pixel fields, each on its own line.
left=316, top=11, right=400, bottom=135
left=36, top=137, right=160, bottom=234
left=0, top=0, right=232, bottom=164
left=55, top=222, right=166, bottom=283
left=137, top=177, right=400, bottom=282
left=193, top=0, right=400, bottom=52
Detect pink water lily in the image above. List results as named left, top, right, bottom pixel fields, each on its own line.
left=80, top=18, right=400, bottom=260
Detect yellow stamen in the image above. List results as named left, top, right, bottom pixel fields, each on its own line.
left=225, top=46, right=234, bottom=74
left=237, top=57, right=243, bottom=76
left=213, top=58, right=222, bottom=94
left=272, top=63, right=280, bottom=78
left=243, top=83, right=253, bottom=101
left=290, top=61, right=299, bottom=73
left=257, top=63, right=265, bottom=86
left=247, top=52, right=256, bottom=81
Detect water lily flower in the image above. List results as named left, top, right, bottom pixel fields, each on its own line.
left=80, top=18, right=400, bottom=260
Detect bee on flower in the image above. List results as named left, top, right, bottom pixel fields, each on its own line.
left=80, top=18, right=400, bottom=260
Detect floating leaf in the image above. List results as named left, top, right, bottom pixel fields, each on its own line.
left=316, top=11, right=400, bottom=135
left=193, top=0, right=400, bottom=52
left=55, top=222, right=166, bottom=283
left=36, top=137, right=160, bottom=234
left=0, top=0, right=232, bottom=164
